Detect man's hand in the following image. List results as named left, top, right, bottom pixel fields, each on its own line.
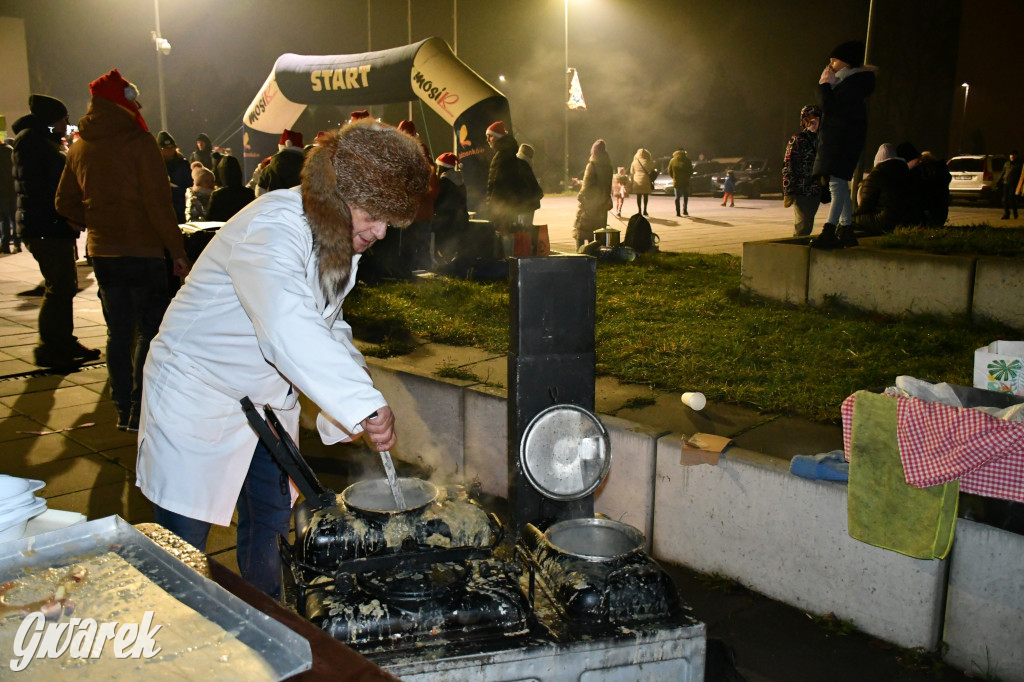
left=819, top=65, right=836, bottom=86
left=783, top=195, right=794, bottom=208
left=172, top=257, right=191, bottom=278
left=362, top=407, right=396, bottom=451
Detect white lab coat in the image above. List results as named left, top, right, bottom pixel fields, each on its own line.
left=136, top=189, right=387, bottom=526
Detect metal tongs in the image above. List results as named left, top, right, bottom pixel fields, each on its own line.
left=240, top=397, right=336, bottom=510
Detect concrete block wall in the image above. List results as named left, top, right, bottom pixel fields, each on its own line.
left=973, top=257, right=1024, bottom=330
left=363, top=361, right=1022, bottom=665
left=650, top=437, right=946, bottom=650
left=943, top=519, right=1024, bottom=681
left=807, top=248, right=974, bottom=316
left=740, top=239, right=810, bottom=305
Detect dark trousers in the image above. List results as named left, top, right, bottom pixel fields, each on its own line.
left=91, top=256, right=169, bottom=421
left=636, top=193, right=649, bottom=213
left=673, top=186, right=690, bottom=215
left=24, top=237, right=79, bottom=355
left=793, top=195, right=820, bottom=236
left=151, top=439, right=293, bottom=599
left=0, top=199, right=18, bottom=249
left=1003, top=184, right=1019, bottom=218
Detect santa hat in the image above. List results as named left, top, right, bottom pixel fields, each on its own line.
left=397, top=120, right=417, bottom=136
left=486, top=121, right=507, bottom=138
left=435, top=152, right=458, bottom=169
left=279, top=129, right=303, bottom=150
left=349, top=110, right=370, bottom=122
left=89, top=69, right=147, bottom=131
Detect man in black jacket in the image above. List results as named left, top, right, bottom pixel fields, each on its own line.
left=157, top=130, right=191, bottom=223
left=12, top=94, right=100, bottom=367
left=1002, top=151, right=1022, bottom=220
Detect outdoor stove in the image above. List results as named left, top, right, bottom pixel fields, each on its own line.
left=242, top=256, right=704, bottom=680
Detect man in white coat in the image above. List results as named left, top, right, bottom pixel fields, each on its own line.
left=136, top=120, right=432, bottom=598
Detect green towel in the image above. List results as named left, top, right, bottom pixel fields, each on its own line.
left=847, top=391, right=958, bottom=559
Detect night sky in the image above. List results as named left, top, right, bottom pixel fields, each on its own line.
left=2, top=0, right=1021, bottom=189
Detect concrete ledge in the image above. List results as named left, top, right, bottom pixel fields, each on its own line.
left=361, top=362, right=1024, bottom=670
left=973, top=257, right=1024, bottom=330
left=740, top=238, right=810, bottom=305
left=943, top=519, right=1024, bottom=681
left=808, top=247, right=974, bottom=316
left=650, top=436, right=946, bottom=649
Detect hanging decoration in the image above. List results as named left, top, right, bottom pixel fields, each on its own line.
left=567, top=68, right=586, bottom=110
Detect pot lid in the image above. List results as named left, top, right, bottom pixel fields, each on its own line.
left=593, top=227, right=620, bottom=234
left=519, top=404, right=611, bottom=501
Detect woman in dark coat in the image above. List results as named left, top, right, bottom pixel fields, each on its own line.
left=207, top=155, right=254, bottom=222
left=856, top=143, right=915, bottom=234
left=573, top=139, right=613, bottom=249
left=811, top=40, right=876, bottom=249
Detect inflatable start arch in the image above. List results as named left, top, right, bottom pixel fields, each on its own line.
left=242, top=37, right=510, bottom=209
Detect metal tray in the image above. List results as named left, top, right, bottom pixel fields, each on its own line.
left=0, top=515, right=311, bottom=680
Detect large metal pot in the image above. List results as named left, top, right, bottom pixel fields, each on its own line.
left=593, top=228, right=620, bottom=247
left=543, top=517, right=644, bottom=561
left=340, top=478, right=438, bottom=515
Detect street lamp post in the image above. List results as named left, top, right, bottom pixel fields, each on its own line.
left=563, top=0, right=569, bottom=191
left=959, top=82, right=970, bottom=154
left=151, top=0, right=171, bottom=133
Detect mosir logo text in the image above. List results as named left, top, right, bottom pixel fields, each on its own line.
left=9, top=610, right=162, bottom=671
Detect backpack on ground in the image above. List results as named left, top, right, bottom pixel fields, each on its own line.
left=623, top=213, right=659, bottom=253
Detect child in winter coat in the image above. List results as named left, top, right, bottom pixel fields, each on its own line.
left=721, top=170, right=736, bottom=207
left=611, top=166, right=630, bottom=217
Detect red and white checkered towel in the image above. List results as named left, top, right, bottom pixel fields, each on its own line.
left=842, top=393, right=1024, bottom=503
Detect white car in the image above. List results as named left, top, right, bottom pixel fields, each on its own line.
left=948, top=154, right=1007, bottom=204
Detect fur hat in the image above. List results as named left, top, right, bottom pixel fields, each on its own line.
left=873, top=143, right=900, bottom=166
left=436, top=152, right=458, bottom=169
left=279, top=129, right=303, bottom=150
left=516, top=144, right=535, bottom=162
left=397, top=120, right=417, bottom=136
left=830, top=40, right=864, bottom=68
left=349, top=110, right=370, bottom=122
left=156, top=130, right=176, bottom=148
left=89, top=69, right=147, bottom=131
left=28, top=95, right=68, bottom=125
left=301, top=120, right=431, bottom=300
left=486, top=121, right=507, bottom=138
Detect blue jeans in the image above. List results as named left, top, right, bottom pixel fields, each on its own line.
left=91, top=257, right=169, bottom=422
left=673, top=186, right=689, bottom=214
left=826, top=176, right=853, bottom=227
left=151, top=439, right=293, bottom=599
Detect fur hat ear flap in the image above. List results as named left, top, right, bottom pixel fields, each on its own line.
left=301, top=136, right=353, bottom=302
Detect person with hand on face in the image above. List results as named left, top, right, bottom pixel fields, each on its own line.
left=782, top=104, right=825, bottom=236
left=810, top=40, right=876, bottom=249
left=135, top=120, right=431, bottom=600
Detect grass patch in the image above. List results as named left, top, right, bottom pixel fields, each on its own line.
left=435, top=364, right=481, bottom=382
left=872, top=224, right=1024, bottom=257
left=345, top=252, right=1017, bottom=423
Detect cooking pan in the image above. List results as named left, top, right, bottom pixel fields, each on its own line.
left=593, top=228, right=621, bottom=248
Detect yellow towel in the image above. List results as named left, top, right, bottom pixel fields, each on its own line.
left=847, top=391, right=957, bottom=559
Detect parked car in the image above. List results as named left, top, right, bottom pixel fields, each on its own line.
left=652, top=156, right=674, bottom=195
left=711, top=157, right=779, bottom=198
left=947, top=154, right=1007, bottom=205
left=690, top=159, right=729, bottom=195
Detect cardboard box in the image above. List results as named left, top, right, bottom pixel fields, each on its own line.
left=974, top=341, right=1024, bottom=396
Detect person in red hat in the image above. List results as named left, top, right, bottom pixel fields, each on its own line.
left=431, top=152, right=469, bottom=266
left=255, top=129, right=305, bottom=196
left=481, top=120, right=524, bottom=257
left=56, top=69, right=189, bottom=431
